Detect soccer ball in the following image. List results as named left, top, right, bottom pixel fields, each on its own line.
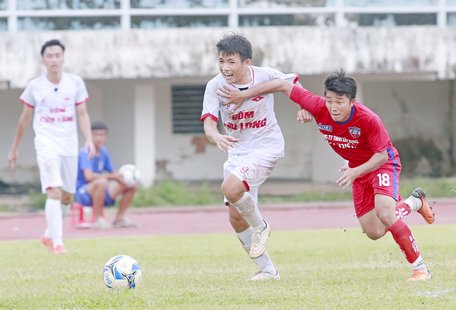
left=118, top=164, right=140, bottom=187
left=103, top=255, right=142, bottom=289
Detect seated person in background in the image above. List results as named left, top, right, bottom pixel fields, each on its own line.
left=75, top=121, right=137, bottom=228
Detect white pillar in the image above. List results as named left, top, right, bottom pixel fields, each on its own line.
left=134, top=83, right=155, bottom=187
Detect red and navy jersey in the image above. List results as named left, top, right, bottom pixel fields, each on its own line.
left=290, top=85, right=400, bottom=168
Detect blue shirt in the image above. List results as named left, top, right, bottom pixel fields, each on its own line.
left=76, top=146, right=114, bottom=189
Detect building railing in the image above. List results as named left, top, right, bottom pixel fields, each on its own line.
left=1, top=0, right=456, bottom=31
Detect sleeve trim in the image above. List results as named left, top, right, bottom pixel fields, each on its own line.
left=200, top=113, right=218, bottom=123
left=20, top=99, right=34, bottom=109
left=76, top=97, right=89, bottom=106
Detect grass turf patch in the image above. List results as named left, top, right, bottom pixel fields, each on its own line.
left=0, top=225, right=455, bottom=309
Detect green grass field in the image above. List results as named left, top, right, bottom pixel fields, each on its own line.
left=1, top=225, right=455, bottom=309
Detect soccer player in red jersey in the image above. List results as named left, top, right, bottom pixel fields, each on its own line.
left=217, top=69, right=435, bottom=281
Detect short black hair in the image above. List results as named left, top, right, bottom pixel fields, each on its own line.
left=91, top=121, right=108, bottom=131
left=324, top=69, right=357, bottom=100
left=216, top=33, right=252, bottom=61
left=40, top=39, right=65, bottom=56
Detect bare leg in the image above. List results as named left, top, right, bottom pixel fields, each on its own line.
left=86, top=178, right=108, bottom=219
left=114, top=185, right=136, bottom=223
left=106, top=180, right=136, bottom=223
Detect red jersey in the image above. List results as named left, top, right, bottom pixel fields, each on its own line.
left=290, top=85, right=400, bottom=168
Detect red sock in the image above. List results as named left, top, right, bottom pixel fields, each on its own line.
left=395, top=202, right=412, bottom=219
left=387, top=220, right=420, bottom=263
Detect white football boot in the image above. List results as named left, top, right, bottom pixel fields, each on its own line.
left=250, top=270, right=280, bottom=281
left=249, top=220, right=271, bottom=259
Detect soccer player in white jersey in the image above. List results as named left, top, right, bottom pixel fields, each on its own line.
left=201, top=33, right=307, bottom=280
left=8, top=39, right=95, bottom=254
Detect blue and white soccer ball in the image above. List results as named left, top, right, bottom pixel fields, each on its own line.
left=118, top=164, right=140, bottom=188
left=103, top=255, right=142, bottom=289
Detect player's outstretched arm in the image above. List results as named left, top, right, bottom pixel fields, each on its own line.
left=203, top=118, right=238, bottom=153
left=8, top=105, right=33, bottom=169
left=218, top=79, right=294, bottom=107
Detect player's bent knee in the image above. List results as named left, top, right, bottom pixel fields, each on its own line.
left=61, top=192, right=73, bottom=205
left=363, top=228, right=384, bottom=240
left=221, top=185, right=243, bottom=203
left=94, top=177, right=109, bottom=187
left=46, top=188, right=62, bottom=200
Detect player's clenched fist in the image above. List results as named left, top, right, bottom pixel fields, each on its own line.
left=296, top=108, right=313, bottom=124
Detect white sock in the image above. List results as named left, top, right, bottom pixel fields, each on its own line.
left=232, top=192, right=264, bottom=228
left=237, top=227, right=276, bottom=274
left=405, top=196, right=422, bottom=212
left=412, top=255, right=427, bottom=271
left=45, top=199, right=63, bottom=247
left=43, top=228, right=51, bottom=239
left=61, top=203, right=71, bottom=216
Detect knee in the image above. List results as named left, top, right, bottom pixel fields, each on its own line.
left=221, top=181, right=243, bottom=203
left=363, top=228, right=385, bottom=240
left=93, top=177, right=109, bottom=189
left=61, top=192, right=73, bottom=205
left=220, top=181, right=230, bottom=197
left=126, top=185, right=137, bottom=195
left=375, top=208, right=397, bottom=227
left=46, top=188, right=61, bottom=200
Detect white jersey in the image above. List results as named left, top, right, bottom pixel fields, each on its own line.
left=20, top=73, right=89, bottom=157
left=201, top=66, right=297, bottom=157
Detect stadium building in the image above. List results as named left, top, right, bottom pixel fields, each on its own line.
left=1, top=0, right=455, bottom=187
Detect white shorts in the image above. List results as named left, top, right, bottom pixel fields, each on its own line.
left=36, top=153, right=78, bottom=194
left=223, top=153, right=279, bottom=204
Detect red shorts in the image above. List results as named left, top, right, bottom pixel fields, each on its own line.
left=352, top=159, right=402, bottom=218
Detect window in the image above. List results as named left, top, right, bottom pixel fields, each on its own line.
left=240, top=13, right=335, bottom=26
left=1, top=0, right=455, bottom=31
left=344, top=0, right=437, bottom=7
left=131, top=0, right=228, bottom=8
left=344, top=13, right=436, bottom=26
left=172, top=85, right=206, bottom=134
left=238, top=0, right=335, bottom=8
left=132, top=15, right=228, bottom=28
left=0, top=18, right=6, bottom=31
left=17, top=0, right=120, bottom=10
left=18, top=16, right=121, bottom=31
left=448, top=13, right=456, bottom=26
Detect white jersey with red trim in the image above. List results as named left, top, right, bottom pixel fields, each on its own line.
left=201, top=66, right=296, bottom=157
left=20, top=72, right=89, bottom=157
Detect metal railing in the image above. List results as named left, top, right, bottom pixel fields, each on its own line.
left=1, top=0, right=456, bottom=31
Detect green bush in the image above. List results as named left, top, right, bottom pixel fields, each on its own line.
left=28, top=188, right=47, bottom=210
left=132, top=181, right=220, bottom=207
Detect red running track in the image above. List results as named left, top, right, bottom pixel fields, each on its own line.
left=0, top=199, right=454, bottom=241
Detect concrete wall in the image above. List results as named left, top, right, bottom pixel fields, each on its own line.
left=3, top=75, right=452, bottom=185
left=1, top=26, right=455, bottom=185
left=1, top=89, right=38, bottom=184
left=1, top=27, right=456, bottom=89
left=361, top=79, right=455, bottom=176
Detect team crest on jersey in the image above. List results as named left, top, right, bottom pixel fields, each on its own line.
left=349, top=127, right=361, bottom=138
left=251, top=96, right=264, bottom=102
